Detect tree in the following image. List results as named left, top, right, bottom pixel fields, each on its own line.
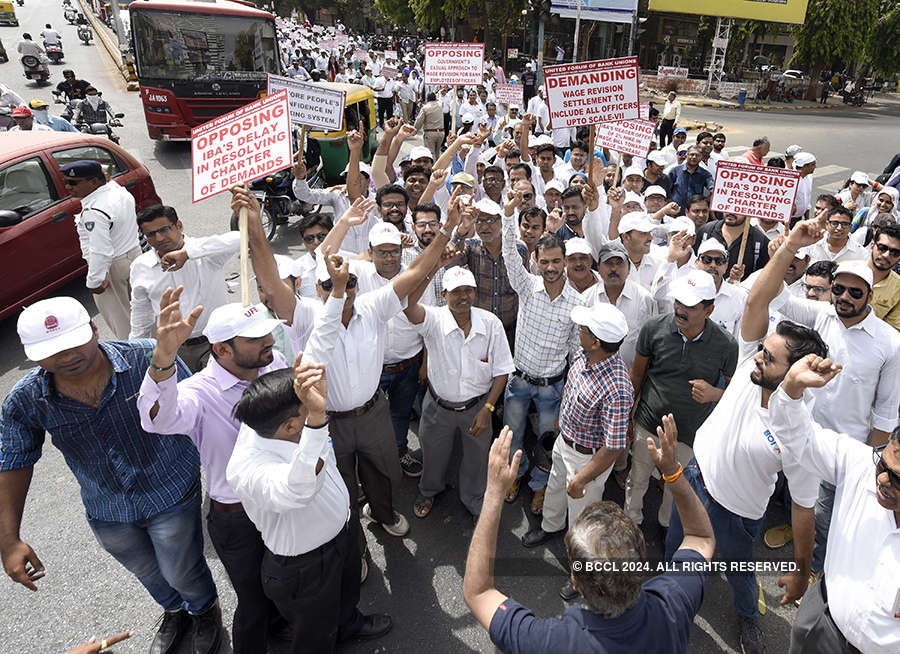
left=374, top=0, right=414, bottom=26
left=484, top=0, right=527, bottom=65
left=866, top=4, right=900, bottom=76
left=790, top=0, right=879, bottom=99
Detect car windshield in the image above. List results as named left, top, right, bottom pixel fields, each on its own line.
left=131, top=10, right=279, bottom=81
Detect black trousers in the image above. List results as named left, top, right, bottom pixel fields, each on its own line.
left=261, top=520, right=363, bottom=654
left=377, top=97, right=393, bottom=126
left=206, top=506, right=281, bottom=654
left=659, top=118, right=676, bottom=147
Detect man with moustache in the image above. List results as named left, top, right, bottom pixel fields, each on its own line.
left=746, top=218, right=900, bottom=592
left=375, top=184, right=411, bottom=234
left=866, top=224, right=900, bottom=330
left=138, top=290, right=288, bottom=653
left=402, top=165, right=431, bottom=210
left=406, top=203, right=446, bottom=305
left=617, top=212, right=664, bottom=290
left=499, top=189, right=584, bottom=514
left=804, top=206, right=868, bottom=264
left=697, top=212, right=771, bottom=281
left=668, top=146, right=713, bottom=210
left=684, top=195, right=711, bottom=234
left=557, top=185, right=605, bottom=244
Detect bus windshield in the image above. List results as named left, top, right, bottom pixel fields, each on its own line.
left=131, top=10, right=279, bottom=81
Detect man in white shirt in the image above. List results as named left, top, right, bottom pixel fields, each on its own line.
left=394, top=72, right=417, bottom=123
left=16, top=33, right=44, bottom=58
left=525, top=87, right=549, bottom=134
left=130, top=205, right=239, bottom=371
left=618, top=211, right=664, bottom=290
left=659, top=127, right=688, bottom=167
left=805, top=206, right=868, bottom=263
left=62, top=160, right=141, bottom=339
left=666, top=320, right=824, bottom=654
left=403, top=266, right=515, bottom=521
left=769, top=354, right=900, bottom=654
left=658, top=91, right=682, bottom=147
left=40, top=24, right=62, bottom=46
left=374, top=74, right=394, bottom=127
left=227, top=342, right=392, bottom=652
left=792, top=152, right=816, bottom=221
left=286, top=59, right=311, bottom=80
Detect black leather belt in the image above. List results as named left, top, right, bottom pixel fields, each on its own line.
left=183, top=335, right=209, bottom=347
left=562, top=435, right=598, bottom=455
left=513, top=369, right=566, bottom=387
left=428, top=384, right=481, bottom=412
left=327, top=390, right=380, bottom=419
left=382, top=350, right=423, bottom=374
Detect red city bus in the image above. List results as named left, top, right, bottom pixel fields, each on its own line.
left=129, top=0, right=281, bottom=140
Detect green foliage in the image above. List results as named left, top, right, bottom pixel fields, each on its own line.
left=866, top=4, right=900, bottom=75
left=484, top=0, right=528, bottom=37
left=790, top=0, right=879, bottom=70
left=374, top=0, right=414, bottom=25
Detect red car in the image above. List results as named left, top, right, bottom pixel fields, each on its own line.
left=0, top=132, right=162, bottom=321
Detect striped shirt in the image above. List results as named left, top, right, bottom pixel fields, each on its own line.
left=0, top=340, right=200, bottom=522
left=558, top=349, right=633, bottom=450
left=453, top=236, right=529, bottom=332
left=501, top=212, right=583, bottom=377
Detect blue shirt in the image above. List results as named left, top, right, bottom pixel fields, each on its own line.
left=667, top=164, right=713, bottom=209
left=42, top=114, right=79, bottom=132
left=0, top=340, right=200, bottom=523
left=489, top=549, right=707, bottom=654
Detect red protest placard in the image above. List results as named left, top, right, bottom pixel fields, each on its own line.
left=424, top=42, right=484, bottom=86
left=191, top=90, right=293, bottom=202
left=543, top=56, right=639, bottom=129
left=494, top=84, right=524, bottom=106
left=595, top=119, right=656, bottom=158
left=710, top=160, right=800, bottom=223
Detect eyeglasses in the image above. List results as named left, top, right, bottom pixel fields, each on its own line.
left=874, top=242, right=900, bottom=258
left=677, top=150, right=687, bottom=156
left=802, top=283, right=829, bottom=296
left=414, top=220, right=441, bottom=229
left=320, top=274, right=357, bottom=291
left=143, top=224, right=175, bottom=239
left=827, top=220, right=852, bottom=229
left=380, top=201, right=407, bottom=209
left=700, top=255, right=726, bottom=266
left=302, top=233, right=328, bottom=244
left=521, top=193, right=534, bottom=200
left=475, top=216, right=500, bottom=226
left=372, top=247, right=401, bottom=258
left=872, top=445, right=900, bottom=491
left=831, top=283, right=866, bottom=300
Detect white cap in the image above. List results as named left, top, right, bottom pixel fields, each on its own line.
left=442, top=266, right=477, bottom=291
left=834, top=260, right=874, bottom=288
left=670, top=269, right=717, bottom=307
left=697, top=238, right=727, bottom=255
left=784, top=144, right=803, bottom=157
left=527, top=134, right=540, bottom=148
left=623, top=191, right=645, bottom=207
left=202, top=303, right=283, bottom=344
left=544, top=179, right=565, bottom=194
left=618, top=211, right=655, bottom=235
left=850, top=171, right=870, bottom=185
left=461, top=113, right=475, bottom=124
left=643, top=185, right=667, bottom=199
left=409, top=145, right=434, bottom=161
left=525, top=62, right=533, bottom=69
left=273, top=254, right=299, bottom=280
left=508, top=103, right=520, bottom=110
left=369, top=221, right=402, bottom=247
left=570, top=304, right=628, bottom=342
left=793, top=152, right=816, bottom=169
left=18, top=297, right=93, bottom=361
left=667, top=216, right=696, bottom=236
left=341, top=161, right=372, bottom=177
left=474, top=197, right=502, bottom=216
left=536, top=134, right=554, bottom=146
left=623, top=165, right=644, bottom=180
left=646, top=151, right=668, bottom=166
left=565, top=237, right=593, bottom=258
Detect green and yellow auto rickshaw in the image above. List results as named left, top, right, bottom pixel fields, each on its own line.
left=0, top=1, right=18, bottom=26
left=307, top=83, right=377, bottom=185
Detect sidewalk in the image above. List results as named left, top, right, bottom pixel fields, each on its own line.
left=77, top=0, right=138, bottom=89
left=643, top=88, right=891, bottom=112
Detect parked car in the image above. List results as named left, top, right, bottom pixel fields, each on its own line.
left=0, top=131, right=161, bottom=321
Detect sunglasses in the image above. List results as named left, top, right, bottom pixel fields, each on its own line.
left=320, top=274, right=357, bottom=291
left=831, top=283, right=866, bottom=300
left=700, top=255, right=726, bottom=266
left=873, top=445, right=900, bottom=491
left=302, top=233, right=328, bottom=244
left=874, top=242, right=900, bottom=258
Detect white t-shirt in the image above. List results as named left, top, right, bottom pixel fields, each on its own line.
left=693, top=358, right=820, bottom=519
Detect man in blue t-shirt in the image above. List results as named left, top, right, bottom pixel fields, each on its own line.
left=463, top=414, right=715, bottom=654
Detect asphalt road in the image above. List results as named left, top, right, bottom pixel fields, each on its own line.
left=2, top=6, right=899, bottom=652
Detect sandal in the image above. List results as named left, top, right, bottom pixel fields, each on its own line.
left=413, top=493, right=434, bottom=518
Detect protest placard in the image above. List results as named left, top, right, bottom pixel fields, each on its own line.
left=657, top=66, right=689, bottom=79
left=353, top=50, right=368, bottom=62
left=267, top=74, right=346, bottom=131
left=494, top=83, right=524, bottom=106
left=640, top=102, right=650, bottom=119
left=543, top=56, right=640, bottom=129
left=384, top=50, right=397, bottom=60
left=710, top=160, right=800, bottom=223
left=595, top=118, right=656, bottom=158
left=191, top=90, right=293, bottom=202
left=381, top=65, right=399, bottom=80
left=424, top=42, right=485, bottom=86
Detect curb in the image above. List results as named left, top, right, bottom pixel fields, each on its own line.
left=76, top=0, right=138, bottom=90
left=676, top=99, right=871, bottom=112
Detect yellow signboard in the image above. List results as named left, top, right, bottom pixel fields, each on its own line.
left=648, top=0, right=809, bottom=24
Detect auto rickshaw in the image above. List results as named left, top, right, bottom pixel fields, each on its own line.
left=307, top=83, right=377, bottom=185
left=0, top=1, right=18, bottom=26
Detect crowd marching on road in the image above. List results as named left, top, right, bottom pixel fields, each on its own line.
left=2, top=5, right=900, bottom=654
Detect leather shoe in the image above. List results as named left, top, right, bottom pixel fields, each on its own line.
left=150, top=609, right=189, bottom=654
left=559, top=578, right=580, bottom=601
left=522, top=527, right=564, bottom=548
left=191, top=601, right=223, bottom=654
left=352, top=613, right=393, bottom=641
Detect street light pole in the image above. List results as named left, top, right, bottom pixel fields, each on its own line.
left=573, top=0, right=582, bottom=62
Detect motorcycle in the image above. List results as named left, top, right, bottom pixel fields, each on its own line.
left=21, top=55, right=50, bottom=84
left=56, top=95, right=79, bottom=121
left=77, top=24, right=92, bottom=44
left=64, top=7, right=76, bottom=23
left=229, top=164, right=324, bottom=242
left=44, top=41, right=64, bottom=63
left=77, top=112, right=124, bottom=144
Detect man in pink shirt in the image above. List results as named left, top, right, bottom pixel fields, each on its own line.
left=740, top=137, right=770, bottom=166
left=137, top=286, right=289, bottom=654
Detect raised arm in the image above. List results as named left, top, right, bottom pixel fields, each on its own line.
left=317, top=196, right=377, bottom=258
left=500, top=189, right=532, bottom=296
left=345, top=122, right=365, bottom=202
left=385, top=122, right=417, bottom=183
left=372, top=117, right=401, bottom=188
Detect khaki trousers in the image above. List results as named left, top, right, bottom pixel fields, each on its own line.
left=93, top=247, right=140, bottom=339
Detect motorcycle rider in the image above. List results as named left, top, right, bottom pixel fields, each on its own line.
left=29, top=98, right=78, bottom=132
left=9, top=106, right=53, bottom=131
left=16, top=33, right=45, bottom=58
left=71, top=86, right=114, bottom=128
left=40, top=24, right=62, bottom=47
left=54, top=69, right=91, bottom=102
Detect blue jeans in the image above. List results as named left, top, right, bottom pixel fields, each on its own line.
left=665, top=460, right=764, bottom=619
left=811, top=481, right=835, bottom=574
left=379, top=356, right=422, bottom=455
left=87, top=488, right=218, bottom=614
left=502, top=374, right=564, bottom=491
